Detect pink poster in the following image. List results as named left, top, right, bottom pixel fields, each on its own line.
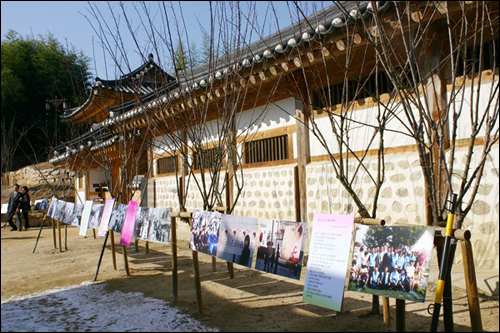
left=120, top=201, right=139, bottom=246
left=97, top=199, right=116, bottom=238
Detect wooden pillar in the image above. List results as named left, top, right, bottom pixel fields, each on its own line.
left=122, top=245, right=130, bottom=276
left=57, top=220, right=62, bottom=253
left=192, top=250, right=203, bottom=315
left=461, top=240, right=483, bottom=332
left=383, top=297, right=391, bottom=326
left=52, top=218, right=57, bottom=249
left=295, top=97, right=310, bottom=224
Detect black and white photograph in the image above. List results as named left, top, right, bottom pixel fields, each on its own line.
left=348, top=225, right=435, bottom=303
left=217, top=214, right=258, bottom=268
left=63, top=202, right=75, bottom=225
left=255, top=220, right=307, bottom=280
left=109, top=203, right=127, bottom=233
left=189, top=210, right=222, bottom=257
left=53, top=200, right=67, bottom=222
left=132, top=207, right=151, bottom=241
left=71, top=203, right=84, bottom=227
left=149, top=207, right=172, bottom=243
left=47, top=197, right=58, bottom=218
left=87, top=204, right=104, bottom=229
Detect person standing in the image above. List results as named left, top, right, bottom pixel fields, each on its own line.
left=15, top=186, right=31, bottom=231
left=7, top=184, right=21, bottom=231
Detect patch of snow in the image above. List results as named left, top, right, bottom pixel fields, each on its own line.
left=1, top=281, right=217, bottom=332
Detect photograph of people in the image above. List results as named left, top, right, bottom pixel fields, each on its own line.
left=63, top=202, right=75, bottom=225
left=216, top=214, right=258, bottom=268
left=47, top=197, right=58, bottom=218
left=133, top=207, right=151, bottom=241
left=88, top=204, right=104, bottom=229
left=54, top=200, right=67, bottom=222
left=189, top=210, right=222, bottom=257
left=149, top=207, right=172, bottom=243
left=109, top=203, right=127, bottom=233
left=255, top=220, right=307, bottom=280
left=71, top=204, right=84, bottom=227
left=348, top=225, right=434, bottom=302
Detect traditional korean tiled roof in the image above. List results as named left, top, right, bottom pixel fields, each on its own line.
left=52, top=1, right=392, bottom=161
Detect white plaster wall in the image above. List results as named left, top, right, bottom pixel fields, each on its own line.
left=451, top=145, right=499, bottom=269
left=232, top=164, right=297, bottom=222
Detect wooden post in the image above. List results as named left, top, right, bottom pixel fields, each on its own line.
left=212, top=257, right=217, bottom=272
left=382, top=297, right=390, bottom=326
left=57, top=220, right=62, bottom=253
left=295, top=97, right=310, bottom=224
left=396, top=299, right=405, bottom=332
left=110, top=230, right=117, bottom=270
left=461, top=239, right=483, bottom=332
left=122, top=245, right=131, bottom=276
left=146, top=241, right=150, bottom=254
left=170, top=214, right=178, bottom=304
left=64, top=224, right=68, bottom=251
left=192, top=250, right=203, bottom=315
left=93, top=228, right=96, bottom=239
left=52, top=218, right=57, bottom=249
left=134, top=239, right=139, bottom=252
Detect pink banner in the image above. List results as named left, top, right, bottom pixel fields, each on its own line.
left=97, top=199, right=116, bottom=238
left=120, top=201, right=139, bottom=246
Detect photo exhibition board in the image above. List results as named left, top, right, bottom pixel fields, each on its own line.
left=79, top=201, right=94, bottom=236
left=303, top=214, right=354, bottom=311
left=255, top=220, right=307, bottom=280
left=217, top=214, right=259, bottom=268
left=149, top=207, right=172, bottom=244
left=189, top=210, right=222, bottom=257
left=120, top=201, right=139, bottom=246
left=108, top=203, right=128, bottom=234
left=348, top=225, right=435, bottom=303
left=97, top=198, right=116, bottom=237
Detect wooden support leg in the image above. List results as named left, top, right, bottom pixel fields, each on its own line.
left=171, top=216, right=178, bottom=305
left=93, top=228, right=96, bottom=239
left=135, top=239, right=139, bottom=252
left=146, top=241, right=150, bottom=254
left=227, top=262, right=234, bottom=279
left=122, top=245, right=131, bottom=276
left=57, top=220, right=62, bottom=253
left=110, top=231, right=117, bottom=270
left=461, top=240, right=483, bottom=332
left=396, top=299, right=405, bottom=332
left=64, top=224, right=68, bottom=251
left=212, top=257, right=217, bottom=272
left=372, top=295, right=380, bottom=314
left=52, top=218, right=57, bottom=249
left=382, top=296, right=390, bottom=326
left=192, top=250, right=203, bottom=315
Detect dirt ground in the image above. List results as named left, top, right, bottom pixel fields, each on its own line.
left=1, top=225, right=498, bottom=332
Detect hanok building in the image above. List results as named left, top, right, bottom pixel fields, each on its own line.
left=51, top=1, right=499, bottom=270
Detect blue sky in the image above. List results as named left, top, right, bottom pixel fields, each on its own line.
left=1, top=1, right=315, bottom=80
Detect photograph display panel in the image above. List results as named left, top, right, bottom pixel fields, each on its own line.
left=303, top=214, right=355, bottom=311
left=132, top=207, right=152, bottom=241
left=79, top=201, right=94, bottom=236
left=120, top=201, right=139, bottom=246
left=97, top=199, right=116, bottom=237
left=108, top=203, right=127, bottom=233
left=217, top=214, right=258, bottom=268
left=149, top=208, right=172, bottom=243
left=349, top=225, right=435, bottom=303
left=63, top=202, right=75, bottom=225
left=189, top=210, right=222, bottom=257
left=53, top=200, right=67, bottom=222
left=71, top=204, right=84, bottom=227
left=47, top=197, right=58, bottom=218
left=88, top=204, right=104, bottom=229
left=255, top=220, right=307, bottom=280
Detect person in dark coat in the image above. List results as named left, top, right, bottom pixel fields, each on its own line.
left=15, top=186, right=31, bottom=231
left=7, top=184, right=21, bottom=231
left=238, top=235, right=251, bottom=267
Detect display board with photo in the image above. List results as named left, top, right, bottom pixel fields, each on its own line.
left=63, top=202, right=76, bottom=225
left=53, top=200, right=67, bottom=222
left=71, top=203, right=84, bottom=227
left=348, top=225, right=435, bottom=303
left=87, top=204, right=104, bottom=229
left=217, top=215, right=258, bottom=268
left=79, top=201, right=94, bottom=236
left=189, top=210, right=222, bottom=257
left=47, top=197, right=58, bottom=218
left=108, top=203, right=127, bottom=234
left=133, top=207, right=152, bottom=241
left=149, top=207, right=172, bottom=243
left=97, top=199, right=116, bottom=237
left=255, top=220, right=307, bottom=280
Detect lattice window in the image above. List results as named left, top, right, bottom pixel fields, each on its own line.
left=157, top=155, right=178, bottom=175
left=244, top=134, right=288, bottom=165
